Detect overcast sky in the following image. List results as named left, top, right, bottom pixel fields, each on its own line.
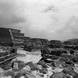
left=0, top=0, right=78, bottom=40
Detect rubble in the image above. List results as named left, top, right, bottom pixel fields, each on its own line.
left=1, top=28, right=78, bottom=78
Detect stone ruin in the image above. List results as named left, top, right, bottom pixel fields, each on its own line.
left=0, top=28, right=78, bottom=78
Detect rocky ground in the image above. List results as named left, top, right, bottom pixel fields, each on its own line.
left=1, top=39, right=78, bottom=78
left=0, top=49, right=42, bottom=78
left=0, top=49, right=78, bottom=78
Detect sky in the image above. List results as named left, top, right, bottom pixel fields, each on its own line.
left=0, top=0, right=78, bottom=40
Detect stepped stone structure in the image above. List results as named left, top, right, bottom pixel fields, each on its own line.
left=0, top=28, right=25, bottom=48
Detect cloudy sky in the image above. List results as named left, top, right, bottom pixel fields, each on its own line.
left=0, top=0, right=78, bottom=40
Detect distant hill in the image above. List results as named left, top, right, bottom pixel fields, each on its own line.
left=63, top=39, right=78, bottom=45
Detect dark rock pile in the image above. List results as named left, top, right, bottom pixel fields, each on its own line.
left=39, top=39, right=78, bottom=78
left=24, top=38, right=49, bottom=51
